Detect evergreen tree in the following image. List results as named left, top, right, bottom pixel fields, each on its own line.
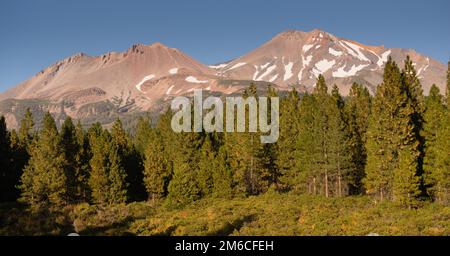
left=18, top=108, right=34, bottom=145
left=393, top=57, right=424, bottom=206
left=258, top=85, right=280, bottom=190
left=134, top=115, right=153, bottom=156
left=328, top=85, right=353, bottom=197
left=197, top=135, right=216, bottom=196
left=293, top=93, right=317, bottom=193
left=365, top=57, right=423, bottom=207
left=60, top=117, right=79, bottom=202
left=166, top=131, right=202, bottom=207
left=0, top=116, right=13, bottom=202
left=143, top=130, right=172, bottom=201
left=74, top=121, right=91, bottom=201
left=111, top=118, right=145, bottom=201
left=277, top=88, right=300, bottom=191
left=107, top=143, right=129, bottom=204
left=345, top=83, right=371, bottom=194
left=19, top=112, right=67, bottom=210
left=294, top=77, right=357, bottom=197
left=224, top=83, right=265, bottom=195
left=307, top=76, right=331, bottom=196
left=88, top=125, right=128, bottom=205
left=88, top=125, right=111, bottom=204
left=8, top=109, right=35, bottom=201
left=423, top=85, right=445, bottom=200
left=429, top=62, right=450, bottom=204
left=211, top=146, right=234, bottom=198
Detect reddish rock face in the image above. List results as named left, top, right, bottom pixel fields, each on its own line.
left=211, top=30, right=446, bottom=95
left=0, top=29, right=446, bottom=128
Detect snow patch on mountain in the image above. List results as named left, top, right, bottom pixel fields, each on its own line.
left=256, top=65, right=277, bottom=81
left=166, top=85, right=175, bottom=95
left=252, top=65, right=259, bottom=80
left=261, top=62, right=271, bottom=69
left=186, top=76, right=208, bottom=83
left=209, top=63, right=228, bottom=69
left=340, top=41, right=370, bottom=62
left=135, top=74, right=155, bottom=92
left=333, top=64, right=369, bottom=78
left=417, top=57, right=430, bottom=78
left=377, top=50, right=392, bottom=66
left=253, top=62, right=273, bottom=80
left=304, top=55, right=313, bottom=66
left=169, top=68, right=178, bottom=74
left=269, top=74, right=279, bottom=82
left=283, top=62, right=294, bottom=81
left=313, top=59, right=336, bottom=77
left=329, top=48, right=343, bottom=57
left=298, top=55, right=313, bottom=80
left=302, top=44, right=314, bottom=52
left=227, top=62, right=247, bottom=71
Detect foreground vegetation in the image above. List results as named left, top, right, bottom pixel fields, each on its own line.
left=1, top=193, right=449, bottom=236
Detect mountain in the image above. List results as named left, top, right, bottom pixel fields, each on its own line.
left=0, top=43, right=262, bottom=128
left=0, top=43, right=217, bottom=107
left=210, top=29, right=446, bottom=95
left=0, top=29, right=447, bottom=128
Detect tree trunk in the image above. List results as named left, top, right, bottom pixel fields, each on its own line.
left=338, top=173, right=342, bottom=197
left=313, top=177, right=317, bottom=195
left=325, top=171, right=329, bottom=198
left=337, top=153, right=342, bottom=197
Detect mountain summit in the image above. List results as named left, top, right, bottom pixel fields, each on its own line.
left=210, top=29, right=446, bottom=95
left=0, top=29, right=446, bottom=128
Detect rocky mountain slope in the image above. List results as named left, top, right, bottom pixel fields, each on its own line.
left=211, top=29, right=446, bottom=95
left=0, top=29, right=446, bottom=128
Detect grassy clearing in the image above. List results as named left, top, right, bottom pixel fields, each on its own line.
left=1, top=192, right=449, bottom=236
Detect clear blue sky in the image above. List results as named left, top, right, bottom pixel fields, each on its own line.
left=0, top=0, right=449, bottom=92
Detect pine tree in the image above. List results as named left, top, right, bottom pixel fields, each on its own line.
left=211, top=146, right=233, bottom=198
left=258, top=85, right=280, bottom=190
left=19, top=112, right=68, bottom=210
left=88, top=125, right=128, bottom=205
left=88, top=125, right=111, bottom=204
left=328, top=85, right=353, bottom=197
left=0, top=116, right=12, bottom=202
left=166, top=131, right=202, bottom=207
left=277, top=88, right=300, bottom=191
left=9, top=109, right=35, bottom=201
left=345, top=83, right=371, bottom=194
left=60, top=117, right=79, bottom=202
left=423, top=85, right=445, bottom=200
left=111, top=118, right=144, bottom=201
left=364, top=60, right=399, bottom=200
left=18, top=108, right=34, bottom=145
left=197, top=135, right=216, bottom=196
left=74, top=121, right=91, bottom=201
left=365, top=57, right=423, bottom=207
left=143, top=130, right=172, bottom=201
left=134, top=115, right=153, bottom=156
left=429, top=61, right=450, bottom=204
left=308, top=76, right=331, bottom=197
left=392, top=57, right=424, bottom=207
left=7, top=129, right=22, bottom=201
left=224, top=83, right=265, bottom=195
left=294, top=94, right=322, bottom=195
left=107, top=143, right=128, bottom=204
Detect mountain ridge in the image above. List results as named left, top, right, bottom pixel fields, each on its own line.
left=0, top=29, right=447, bottom=128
